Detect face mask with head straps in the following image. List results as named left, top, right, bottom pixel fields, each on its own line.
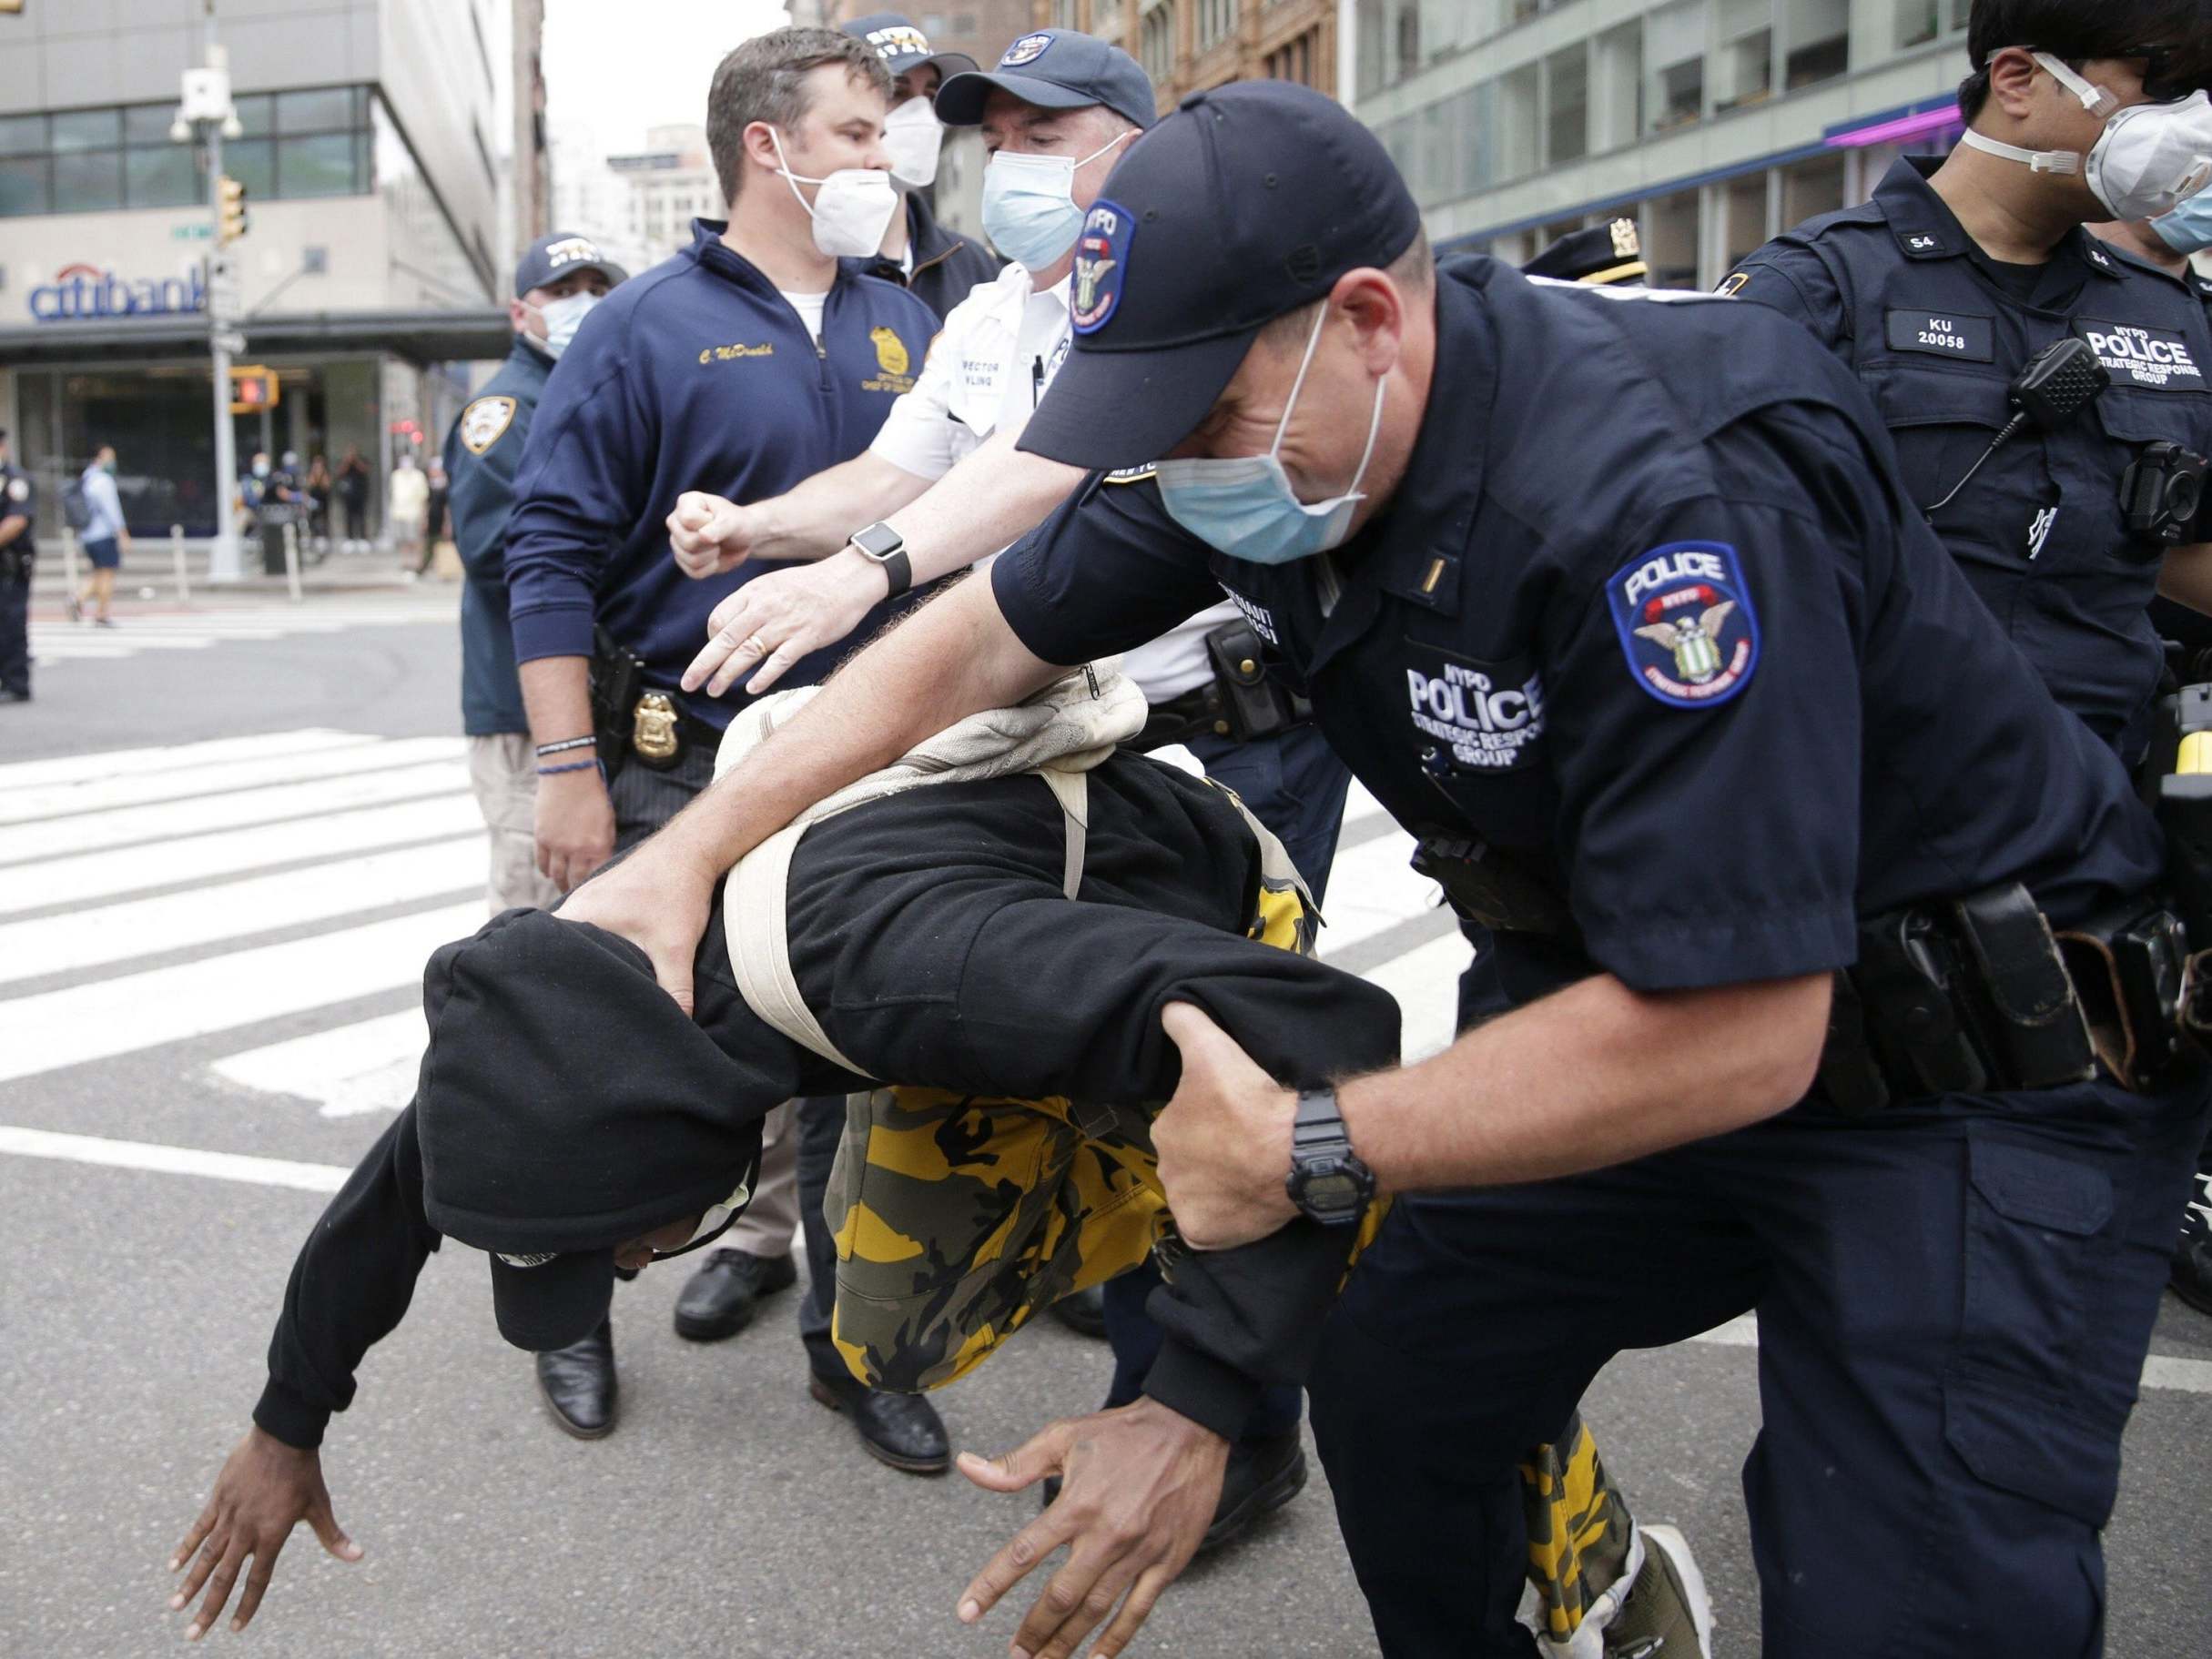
left=980, top=128, right=1135, bottom=272
left=527, top=290, right=603, bottom=360
left=882, top=95, right=943, bottom=187
left=1962, top=51, right=2212, bottom=221
left=769, top=127, right=900, bottom=258
left=1153, top=305, right=1387, bottom=566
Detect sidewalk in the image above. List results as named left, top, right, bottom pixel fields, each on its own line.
left=27, top=538, right=455, bottom=614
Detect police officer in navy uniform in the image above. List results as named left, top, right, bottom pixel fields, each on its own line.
left=0, top=428, right=33, bottom=704
left=443, top=230, right=627, bottom=917
left=563, top=81, right=2210, bottom=1658
left=1720, top=0, right=2212, bottom=765
left=837, top=12, right=999, bottom=322
left=502, top=26, right=949, bottom=1468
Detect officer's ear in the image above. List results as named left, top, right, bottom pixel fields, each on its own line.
left=1982, top=46, right=2048, bottom=126
left=1329, top=268, right=1410, bottom=380
left=740, top=118, right=788, bottom=183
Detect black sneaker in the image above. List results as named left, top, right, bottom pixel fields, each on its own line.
left=672, top=1248, right=798, bottom=1341
left=1040, top=1426, right=1307, bottom=1553
left=2172, top=1152, right=2212, bottom=1316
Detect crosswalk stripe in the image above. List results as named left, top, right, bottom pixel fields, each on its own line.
left=0, top=838, right=483, bottom=987
left=0, top=734, right=466, bottom=825
left=211, top=1010, right=431, bottom=1118
left=0, top=728, right=371, bottom=791
left=0, top=759, right=467, bottom=865
left=1359, top=929, right=1473, bottom=1062
left=0, top=794, right=485, bottom=915
left=0, top=901, right=483, bottom=1083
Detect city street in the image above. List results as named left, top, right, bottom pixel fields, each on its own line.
left=2, top=588, right=2209, bottom=1657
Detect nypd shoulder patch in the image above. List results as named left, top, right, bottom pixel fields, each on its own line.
left=1070, top=199, right=1133, bottom=336
left=460, top=396, right=518, bottom=456
left=1001, top=32, right=1052, bottom=66
left=5, top=477, right=27, bottom=503
left=1606, top=541, right=1760, bottom=709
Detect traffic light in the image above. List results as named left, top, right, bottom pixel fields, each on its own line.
left=229, top=365, right=279, bottom=416
left=218, top=175, right=249, bottom=246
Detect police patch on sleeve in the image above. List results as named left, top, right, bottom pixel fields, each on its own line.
left=460, top=396, right=518, bottom=455
left=1070, top=199, right=1132, bottom=336
left=1607, top=541, right=1760, bottom=709
left=5, top=477, right=26, bottom=503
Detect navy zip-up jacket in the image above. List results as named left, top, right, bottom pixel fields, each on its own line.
left=504, top=219, right=939, bottom=729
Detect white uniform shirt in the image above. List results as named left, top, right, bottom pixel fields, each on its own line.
left=869, top=260, right=1230, bottom=704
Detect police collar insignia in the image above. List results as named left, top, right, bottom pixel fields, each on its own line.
left=1070, top=199, right=1132, bottom=336
left=1607, top=541, right=1760, bottom=709
left=1001, top=32, right=1051, bottom=66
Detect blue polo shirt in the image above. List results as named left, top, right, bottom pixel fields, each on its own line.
left=504, top=220, right=940, bottom=728
left=993, top=256, right=2163, bottom=1001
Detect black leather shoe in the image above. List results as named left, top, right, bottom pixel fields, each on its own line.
left=535, top=1318, right=617, bottom=1440
left=672, top=1248, right=798, bottom=1341
left=1040, top=1427, right=1307, bottom=1553
left=1048, top=1284, right=1109, bottom=1340
left=2172, top=1158, right=2212, bottom=1316
left=0, top=688, right=29, bottom=703
left=807, top=1370, right=949, bottom=1473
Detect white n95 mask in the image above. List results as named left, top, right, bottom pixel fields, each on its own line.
left=770, top=128, right=899, bottom=258
left=1963, top=53, right=2212, bottom=222
left=882, top=96, right=943, bottom=188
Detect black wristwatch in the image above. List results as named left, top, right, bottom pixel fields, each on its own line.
left=1284, top=1087, right=1375, bottom=1226
left=847, top=521, right=912, bottom=599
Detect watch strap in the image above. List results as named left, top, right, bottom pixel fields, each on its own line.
left=876, top=546, right=912, bottom=599
left=848, top=522, right=912, bottom=600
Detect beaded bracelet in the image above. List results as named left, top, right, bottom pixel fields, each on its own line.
left=537, top=758, right=598, bottom=776
left=535, top=735, right=597, bottom=757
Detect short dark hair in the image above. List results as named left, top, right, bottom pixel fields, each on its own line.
left=705, top=27, right=890, bottom=206
left=1960, top=0, right=2212, bottom=121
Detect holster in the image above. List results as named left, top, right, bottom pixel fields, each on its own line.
left=1202, top=618, right=1310, bottom=744
left=587, top=627, right=644, bottom=784
left=1410, top=834, right=1574, bottom=937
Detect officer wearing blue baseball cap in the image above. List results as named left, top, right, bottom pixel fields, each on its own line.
left=562, top=78, right=2206, bottom=1659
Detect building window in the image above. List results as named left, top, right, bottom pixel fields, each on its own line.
left=1895, top=0, right=1967, bottom=51
left=1263, top=27, right=1318, bottom=88
left=1783, top=0, right=1849, bottom=89
left=1196, top=0, right=1236, bottom=52
left=1140, top=2, right=1177, bottom=86
left=1646, top=0, right=1706, bottom=135
left=0, top=86, right=370, bottom=218
left=1545, top=46, right=1588, bottom=165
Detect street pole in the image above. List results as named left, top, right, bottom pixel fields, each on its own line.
left=205, top=103, right=240, bottom=583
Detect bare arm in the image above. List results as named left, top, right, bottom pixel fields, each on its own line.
left=2156, top=541, right=2212, bottom=616
left=556, top=573, right=1061, bottom=1011
left=1155, top=972, right=1832, bottom=1248
left=669, top=450, right=934, bottom=575
left=518, top=655, right=614, bottom=892
left=0, top=514, right=26, bottom=550
left=680, top=430, right=1087, bottom=696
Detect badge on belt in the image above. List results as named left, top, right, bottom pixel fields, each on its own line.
left=632, top=692, right=682, bottom=766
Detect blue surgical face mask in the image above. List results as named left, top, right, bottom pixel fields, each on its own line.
left=980, top=129, right=1133, bottom=272
left=1153, top=307, right=1387, bottom=565
left=2155, top=186, right=2212, bottom=255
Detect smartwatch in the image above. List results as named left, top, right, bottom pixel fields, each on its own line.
left=1284, top=1087, right=1375, bottom=1226
left=847, top=521, right=912, bottom=599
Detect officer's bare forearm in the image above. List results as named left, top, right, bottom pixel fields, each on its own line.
left=748, top=452, right=935, bottom=561
left=657, top=575, right=1060, bottom=877
left=883, top=429, right=1085, bottom=588
left=1338, top=971, right=1831, bottom=1191
left=0, top=514, right=26, bottom=550
left=2156, top=541, right=2212, bottom=617
left=517, top=656, right=595, bottom=747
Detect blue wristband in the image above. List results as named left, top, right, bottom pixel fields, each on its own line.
left=536, top=759, right=598, bottom=776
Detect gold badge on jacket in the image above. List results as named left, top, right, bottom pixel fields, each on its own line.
left=869, top=326, right=910, bottom=378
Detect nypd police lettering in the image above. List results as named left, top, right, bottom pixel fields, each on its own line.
left=1606, top=541, right=1761, bottom=709
left=2075, top=319, right=2205, bottom=390
left=1405, top=653, right=1546, bottom=772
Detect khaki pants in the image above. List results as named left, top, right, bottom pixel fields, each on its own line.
left=465, top=733, right=563, bottom=915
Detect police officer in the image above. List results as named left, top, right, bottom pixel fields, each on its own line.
left=837, top=13, right=999, bottom=320
left=502, top=25, right=948, bottom=1466
left=0, top=428, right=33, bottom=704
left=564, top=82, right=2207, bottom=1659
left=663, top=29, right=1349, bottom=1548
left=442, top=229, right=626, bottom=918
left=1720, top=1, right=2212, bottom=765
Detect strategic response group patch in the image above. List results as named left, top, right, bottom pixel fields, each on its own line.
left=1607, top=541, right=1760, bottom=709
left=460, top=396, right=517, bottom=455
left=2074, top=319, right=2204, bottom=391
left=1405, top=647, right=1546, bottom=772
left=1070, top=200, right=1132, bottom=335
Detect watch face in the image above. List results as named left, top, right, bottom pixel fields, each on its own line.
left=1302, top=1170, right=1360, bottom=1210
left=852, top=521, right=902, bottom=559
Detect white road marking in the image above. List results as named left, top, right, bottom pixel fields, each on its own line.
left=1359, top=928, right=1474, bottom=1062
left=0, top=1126, right=345, bottom=1193
left=0, top=759, right=467, bottom=864
left=0, top=901, right=482, bottom=1082
left=0, top=728, right=371, bottom=790
left=0, top=793, right=484, bottom=915
left=0, top=837, right=483, bottom=986
left=211, top=1010, right=431, bottom=1118
left=0, top=734, right=465, bottom=824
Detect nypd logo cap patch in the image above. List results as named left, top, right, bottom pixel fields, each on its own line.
left=1606, top=541, right=1760, bottom=709
left=1001, top=32, right=1051, bottom=66
left=1070, top=199, right=1133, bottom=335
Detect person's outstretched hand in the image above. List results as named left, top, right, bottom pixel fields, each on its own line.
left=167, top=1428, right=361, bottom=1640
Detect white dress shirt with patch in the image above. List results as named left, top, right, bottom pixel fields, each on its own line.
left=869, top=260, right=1231, bottom=704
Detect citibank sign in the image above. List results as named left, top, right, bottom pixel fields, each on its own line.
left=29, top=261, right=207, bottom=322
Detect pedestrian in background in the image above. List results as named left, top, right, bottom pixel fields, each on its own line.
left=387, top=453, right=427, bottom=569
left=335, top=446, right=370, bottom=550
left=0, top=428, right=33, bottom=704
left=303, top=452, right=332, bottom=551
left=418, top=460, right=451, bottom=577
left=67, top=443, right=128, bottom=629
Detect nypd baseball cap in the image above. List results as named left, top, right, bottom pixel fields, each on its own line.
left=512, top=230, right=627, bottom=301
left=934, top=28, right=1156, bottom=132
left=1018, top=81, right=1422, bottom=471
left=840, top=12, right=978, bottom=80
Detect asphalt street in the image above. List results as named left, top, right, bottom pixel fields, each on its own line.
left=1, top=585, right=2208, bottom=1658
